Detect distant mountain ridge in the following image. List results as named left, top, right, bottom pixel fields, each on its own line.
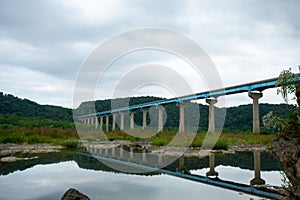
left=0, top=92, right=73, bottom=121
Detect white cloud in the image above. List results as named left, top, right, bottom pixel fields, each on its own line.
left=0, top=0, right=299, bottom=108
left=0, top=65, right=74, bottom=108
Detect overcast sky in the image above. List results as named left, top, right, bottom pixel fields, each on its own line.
left=0, top=0, right=300, bottom=108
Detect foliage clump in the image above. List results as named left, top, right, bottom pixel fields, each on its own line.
left=265, top=67, right=300, bottom=136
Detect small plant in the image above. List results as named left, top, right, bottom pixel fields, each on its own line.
left=61, top=139, right=80, bottom=148
left=262, top=111, right=284, bottom=133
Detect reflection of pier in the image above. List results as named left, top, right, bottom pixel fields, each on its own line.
left=250, top=150, right=266, bottom=185
left=206, top=153, right=218, bottom=177
left=82, top=145, right=281, bottom=199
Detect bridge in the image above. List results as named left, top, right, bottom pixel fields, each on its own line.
left=77, top=75, right=299, bottom=134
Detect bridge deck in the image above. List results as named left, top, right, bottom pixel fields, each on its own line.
left=78, top=75, right=299, bottom=119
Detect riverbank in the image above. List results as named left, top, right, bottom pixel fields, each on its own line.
left=0, top=143, right=65, bottom=162
left=0, top=139, right=271, bottom=163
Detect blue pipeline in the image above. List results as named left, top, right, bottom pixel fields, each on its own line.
left=78, top=152, right=281, bottom=199
left=78, top=75, right=300, bottom=119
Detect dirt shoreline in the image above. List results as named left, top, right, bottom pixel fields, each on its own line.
left=0, top=143, right=64, bottom=162
left=0, top=141, right=270, bottom=162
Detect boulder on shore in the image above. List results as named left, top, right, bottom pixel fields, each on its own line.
left=272, top=137, right=300, bottom=199
left=61, top=188, right=90, bottom=200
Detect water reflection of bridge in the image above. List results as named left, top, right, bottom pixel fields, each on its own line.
left=81, top=145, right=282, bottom=199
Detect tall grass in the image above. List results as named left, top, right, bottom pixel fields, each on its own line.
left=0, top=128, right=80, bottom=148
left=0, top=127, right=276, bottom=150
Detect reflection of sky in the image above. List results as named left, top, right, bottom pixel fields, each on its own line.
left=191, top=165, right=283, bottom=186
left=0, top=161, right=277, bottom=200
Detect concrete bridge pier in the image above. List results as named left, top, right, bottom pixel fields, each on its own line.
left=206, top=98, right=217, bottom=133
left=105, top=115, right=109, bottom=132
left=177, top=103, right=186, bottom=133
left=99, top=116, right=103, bottom=130
left=250, top=150, right=265, bottom=185
left=91, top=117, right=95, bottom=125
left=120, top=112, right=125, bottom=131
left=112, top=114, right=117, bottom=131
left=248, top=91, right=263, bottom=133
left=157, top=105, right=164, bottom=132
left=130, top=111, right=135, bottom=129
left=141, top=109, right=148, bottom=130
left=95, top=117, right=98, bottom=129
left=206, top=153, right=218, bottom=177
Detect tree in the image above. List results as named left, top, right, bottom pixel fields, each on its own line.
left=276, top=67, right=300, bottom=106
left=275, top=67, right=300, bottom=135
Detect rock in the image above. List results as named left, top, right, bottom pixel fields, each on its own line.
left=61, top=188, right=90, bottom=200
left=0, top=143, right=64, bottom=156
left=0, top=156, right=39, bottom=162
left=1, top=156, right=19, bottom=162
left=272, top=137, right=300, bottom=199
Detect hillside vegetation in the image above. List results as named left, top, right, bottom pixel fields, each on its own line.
left=0, top=92, right=292, bottom=148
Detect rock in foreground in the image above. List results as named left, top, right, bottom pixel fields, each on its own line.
left=61, top=188, right=90, bottom=200
left=272, top=137, right=300, bottom=199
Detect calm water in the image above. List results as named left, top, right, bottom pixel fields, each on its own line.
left=0, top=151, right=284, bottom=200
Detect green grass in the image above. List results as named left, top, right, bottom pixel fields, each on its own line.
left=0, top=128, right=80, bottom=148
left=79, top=130, right=276, bottom=150
left=0, top=128, right=276, bottom=150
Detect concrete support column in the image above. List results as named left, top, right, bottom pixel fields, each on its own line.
left=250, top=150, right=265, bottom=185
left=177, top=103, right=186, bottom=133
left=206, top=153, right=218, bottom=177
left=130, top=111, right=135, bottom=129
left=91, top=117, right=94, bottom=125
left=248, top=91, right=263, bottom=133
left=112, top=114, right=117, bottom=131
left=105, top=115, right=109, bottom=132
left=120, top=112, right=125, bottom=131
left=99, top=116, right=103, bottom=130
left=95, top=117, right=98, bottom=129
left=141, top=109, right=148, bottom=130
left=206, top=98, right=218, bottom=133
left=157, top=106, right=164, bottom=132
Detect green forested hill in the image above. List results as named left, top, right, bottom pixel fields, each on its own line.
left=0, top=92, right=293, bottom=132
left=0, top=92, right=74, bottom=129
left=0, top=92, right=72, bottom=121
